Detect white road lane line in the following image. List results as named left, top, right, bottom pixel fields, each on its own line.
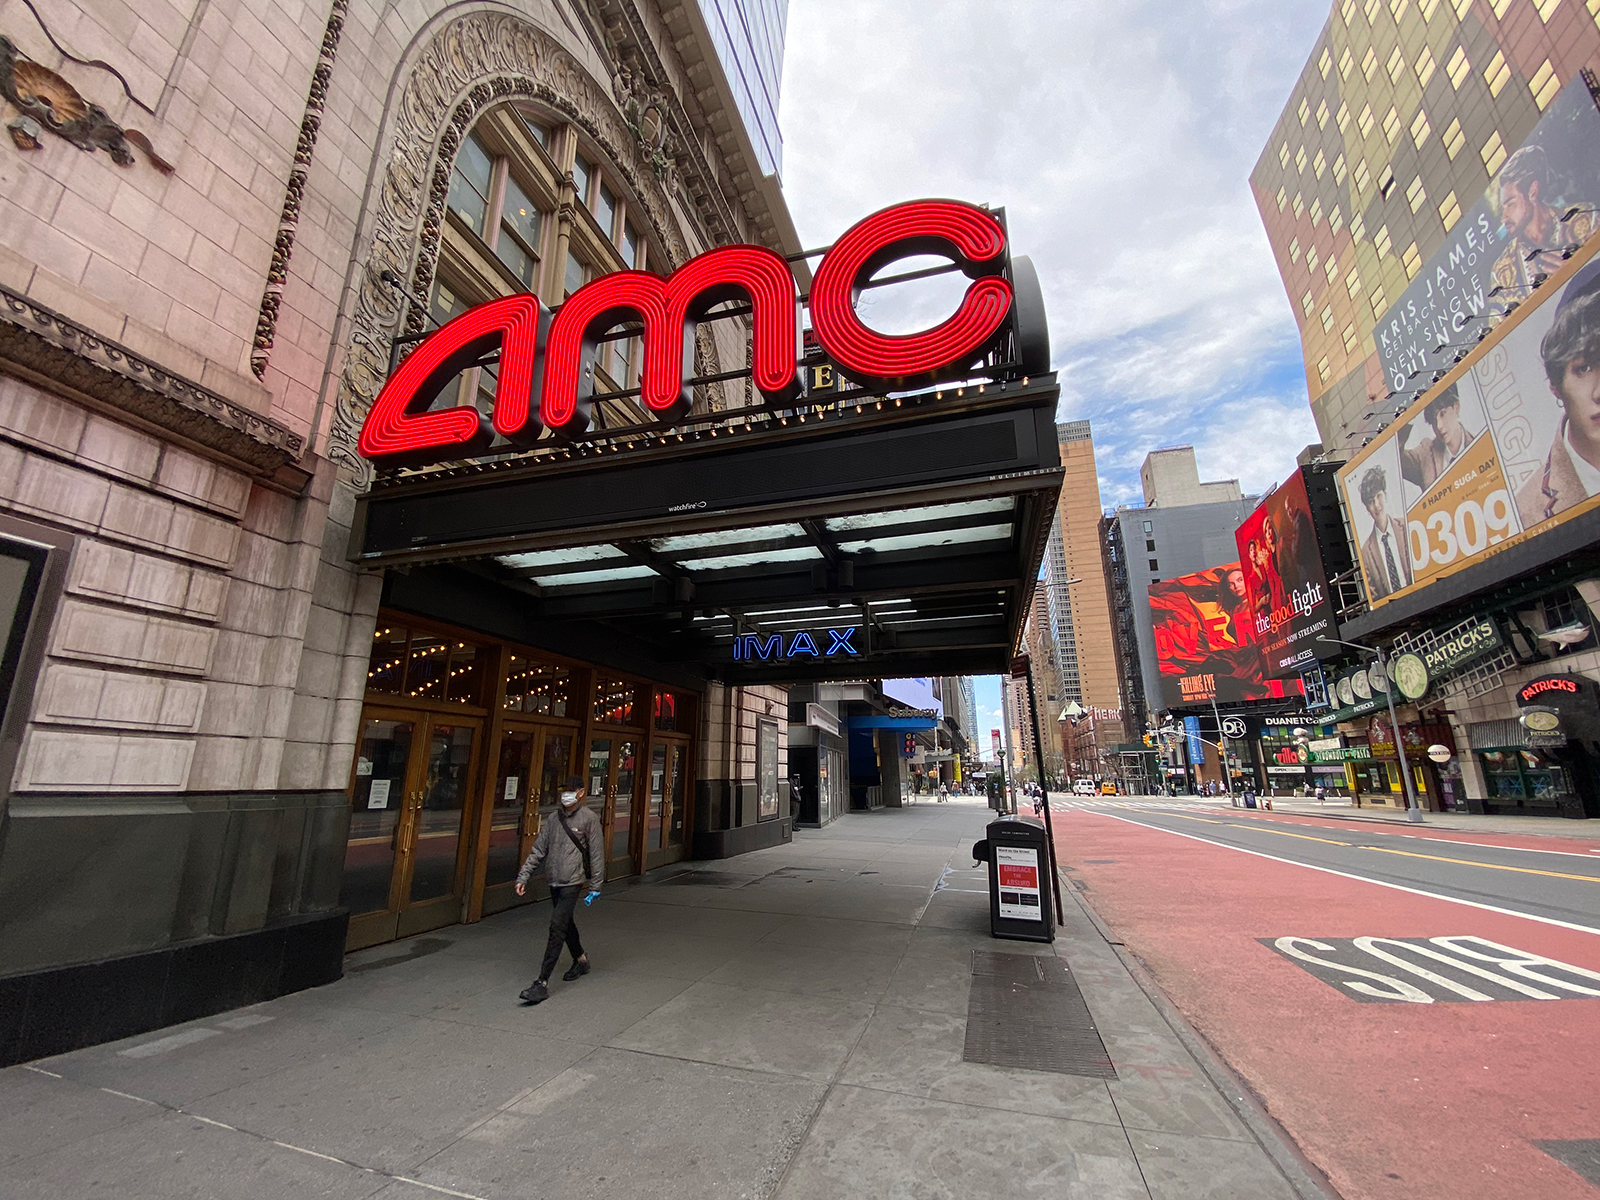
left=1088, top=811, right=1600, bottom=937
left=117, top=1028, right=221, bottom=1057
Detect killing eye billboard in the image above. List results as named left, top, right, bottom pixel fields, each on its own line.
left=1149, top=564, right=1301, bottom=707
left=1234, top=469, right=1336, bottom=678
left=1374, top=76, right=1600, bottom=395
left=1341, top=239, right=1600, bottom=607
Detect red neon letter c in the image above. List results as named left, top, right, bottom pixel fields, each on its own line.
left=809, top=200, right=1013, bottom=387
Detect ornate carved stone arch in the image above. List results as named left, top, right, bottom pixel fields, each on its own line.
left=327, top=8, right=700, bottom=482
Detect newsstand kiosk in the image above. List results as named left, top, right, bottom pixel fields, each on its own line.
left=972, top=816, right=1056, bottom=942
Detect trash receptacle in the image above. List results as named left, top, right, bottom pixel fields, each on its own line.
left=970, top=816, right=1055, bottom=943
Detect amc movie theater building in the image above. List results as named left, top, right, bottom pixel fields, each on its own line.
left=0, top=0, right=1059, bottom=1062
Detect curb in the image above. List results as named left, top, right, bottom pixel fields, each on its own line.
left=1061, top=871, right=1343, bottom=1200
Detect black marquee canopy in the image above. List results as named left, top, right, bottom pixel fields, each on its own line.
left=352, top=375, right=1063, bottom=685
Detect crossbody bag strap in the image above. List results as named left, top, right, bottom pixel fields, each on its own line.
left=556, top=810, right=592, bottom=880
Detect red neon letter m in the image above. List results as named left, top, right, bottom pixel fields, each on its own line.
left=539, top=245, right=800, bottom=434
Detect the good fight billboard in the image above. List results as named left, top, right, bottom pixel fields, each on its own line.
left=1340, top=240, right=1600, bottom=608
left=1374, top=76, right=1600, bottom=395
left=1234, top=470, right=1336, bottom=678
left=1150, top=564, right=1300, bottom=707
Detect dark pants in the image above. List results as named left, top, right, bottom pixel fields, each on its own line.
left=539, top=885, right=585, bottom=981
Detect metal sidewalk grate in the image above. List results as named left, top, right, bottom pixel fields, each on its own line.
left=962, top=951, right=1117, bottom=1079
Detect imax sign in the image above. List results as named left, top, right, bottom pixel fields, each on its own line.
left=732, top=628, right=859, bottom=662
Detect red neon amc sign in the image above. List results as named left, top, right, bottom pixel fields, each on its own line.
left=358, top=199, right=1024, bottom=467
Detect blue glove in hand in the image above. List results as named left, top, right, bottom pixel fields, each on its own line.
left=584, top=891, right=600, bottom=907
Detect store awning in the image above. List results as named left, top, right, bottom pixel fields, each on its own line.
left=357, top=378, right=1063, bottom=684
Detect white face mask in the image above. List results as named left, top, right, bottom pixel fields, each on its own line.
left=560, top=791, right=580, bottom=808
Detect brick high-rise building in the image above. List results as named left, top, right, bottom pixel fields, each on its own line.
left=1252, top=0, right=1600, bottom=453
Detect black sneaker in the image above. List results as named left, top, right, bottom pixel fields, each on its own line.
left=518, top=980, right=549, bottom=1005
left=562, top=958, right=591, bottom=981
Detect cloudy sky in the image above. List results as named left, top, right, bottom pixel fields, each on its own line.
left=777, top=0, right=1332, bottom=755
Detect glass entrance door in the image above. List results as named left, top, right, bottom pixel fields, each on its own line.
left=589, top=735, right=641, bottom=881
left=643, top=740, right=689, bottom=871
left=482, top=725, right=575, bottom=913
left=343, top=709, right=481, bottom=949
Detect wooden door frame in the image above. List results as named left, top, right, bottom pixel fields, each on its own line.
left=344, top=705, right=428, bottom=951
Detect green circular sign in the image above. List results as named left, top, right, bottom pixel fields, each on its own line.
left=1392, top=652, right=1430, bottom=701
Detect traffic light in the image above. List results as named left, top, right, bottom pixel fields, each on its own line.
left=1142, top=733, right=1154, bottom=747
left=903, top=733, right=916, bottom=757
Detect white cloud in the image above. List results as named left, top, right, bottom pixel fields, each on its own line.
left=779, top=0, right=1330, bottom=501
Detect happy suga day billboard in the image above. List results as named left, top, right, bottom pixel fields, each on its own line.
left=1149, top=565, right=1301, bottom=706
left=1234, top=469, right=1336, bottom=679
left=1340, top=240, right=1600, bottom=609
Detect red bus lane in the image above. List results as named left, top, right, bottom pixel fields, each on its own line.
left=1055, top=809, right=1600, bottom=1200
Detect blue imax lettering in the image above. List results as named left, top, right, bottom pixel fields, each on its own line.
left=732, top=628, right=859, bottom=661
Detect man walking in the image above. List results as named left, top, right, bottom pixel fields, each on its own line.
left=514, top=774, right=605, bottom=1005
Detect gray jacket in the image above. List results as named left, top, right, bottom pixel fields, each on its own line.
left=516, top=803, right=605, bottom=893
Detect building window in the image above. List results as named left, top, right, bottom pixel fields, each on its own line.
left=1402, top=241, right=1423, bottom=278
left=1321, top=304, right=1335, bottom=332
left=1415, top=46, right=1436, bottom=87
left=593, top=675, right=639, bottom=725
left=1386, top=45, right=1405, bottom=83
left=1316, top=99, right=1330, bottom=128
left=1484, top=50, right=1511, bottom=98
left=572, top=152, right=593, bottom=207
left=1326, top=256, right=1340, bottom=284
left=1295, top=145, right=1308, bottom=173
left=1337, top=100, right=1351, bottom=131
left=1488, top=0, right=1512, bottom=15
left=1354, top=158, right=1371, bottom=192
left=1378, top=165, right=1396, bottom=199
left=1345, top=265, right=1362, bottom=297
left=497, top=175, right=543, bottom=289
left=1301, top=290, right=1314, bottom=316
left=1530, top=60, right=1560, bottom=110
left=1313, top=149, right=1326, bottom=178
left=1410, top=108, right=1431, bottom=147
left=1306, top=246, right=1320, bottom=274
left=1279, top=142, right=1290, bottom=168
left=1442, top=118, right=1465, bottom=158
left=565, top=250, right=588, bottom=298
left=1298, top=98, right=1310, bottom=125
left=1329, top=207, right=1345, bottom=235
left=1439, top=191, right=1462, bottom=230
left=1145, top=539, right=1156, bottom=551
left=596, top=181, right=618, bottom=239
left=1406, top=176, right=1427, bottom=213
left=1374, top=224, right=1392, bottom=257
left=520, top=113, right=549, bottom=148
left=1369, top=283, right=1387, bottom=314
left=1446, top=45, right=1470, bottom=88
left=1350, top=212, right=1366, bottom=241
left=1317, top=355, right=1331, bottom=383
left=1332, top=153, right=1347, bottom=184
left=1535, top=0, right=1562, bottom=18
left=504, top=655, right=572, bottom=716
left=621, top=222, right=640, bottom=269
left=1343, top=323, right=1359, bottom=351
left=1358, top=103, right=1375, bottom=138
left=448, top=133, right=494, bottom=238
left=1339, top=47, right=1354, bottom=78
left=1382, top=106, right=1402, bottom=144
left=1481, top=131, right=1507, bottom=175
left=1420, top=0, right=1441, bottom=16
left=1149, top=559, right=1159, bottom=571
left=1142, top=520, right=1153, bottom=533
left=1276, top=186, right=1288, bottom=212
left=1319, top=47, right=1333, bottom=77
left=1289, top=236, right=1301, bottom=263
left=1362, top=46, right=1379, bottom=81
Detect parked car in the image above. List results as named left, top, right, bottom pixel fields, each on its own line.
left=1072, top=779, right=1097, bottom=795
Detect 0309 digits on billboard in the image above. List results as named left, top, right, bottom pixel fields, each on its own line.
left=1340, top=239, right=1600, bottom=608
left=1149, top=564, right=1302, bottom=707
left=1234, top=469, right=1337, bottom=679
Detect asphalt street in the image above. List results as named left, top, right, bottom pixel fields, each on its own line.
left=1056, top=799, right=1600, bottom=932
left=1049, top=796, right=1600, bottom=1200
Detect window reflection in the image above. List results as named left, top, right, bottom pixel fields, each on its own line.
left=593, top=675, right=637, bottom=725
left=504, top=655, right=571, bottom=717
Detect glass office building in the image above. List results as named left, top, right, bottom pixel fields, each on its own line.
left=699, top=0, right=789, bottom=177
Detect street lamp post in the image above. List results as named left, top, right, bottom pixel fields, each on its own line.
left=1208, top=691, right=1234, bottom=803
left=1316, top=635, right=1423, bottom=823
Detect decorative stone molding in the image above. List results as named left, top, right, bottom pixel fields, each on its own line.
left=0, top=35, right=171, bottom=172
left=326, top=10, right=696, bottom=485
left=250, top=0, right=349, bottom=380
left=0, top=282, right=304, bottom=473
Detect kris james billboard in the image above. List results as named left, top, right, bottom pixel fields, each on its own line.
left=1234, top=470, right=1336, bottom=679
left=1149, top=564, right=1301, bottom=707
left=1340, top=240, right=1600, bottom=609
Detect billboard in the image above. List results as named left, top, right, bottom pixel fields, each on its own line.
left=1234, top=469, right=1337, bottom=678
left=1340, top=239, right=1600, bottom=608
left=883, top=677, right=942, bottom=716
left=1149, top=564, right=1301, bottom=706
left=1374, top=76, right=1600, bottom=395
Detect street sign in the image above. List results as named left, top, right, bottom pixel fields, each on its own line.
left=1426, top=744, right=1451, bottom=763
left=1009, top=654, right=1030, bottom=679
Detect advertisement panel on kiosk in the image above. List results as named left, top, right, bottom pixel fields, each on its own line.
left=1340, top=238, right=1600, bottom=609
left=1234, top=469, right=1337, bottom=679
left=1149, top=564, right=1302, bottom=706
left=1373, top=76, right=1600, bottom=395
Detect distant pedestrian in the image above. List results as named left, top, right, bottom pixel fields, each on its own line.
left=1315, top=783, right=1327, bottom=804
left=515, top=774, right=605, bottom=1005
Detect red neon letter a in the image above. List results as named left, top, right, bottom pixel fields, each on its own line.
left=357, top=294, right=547, bottom=466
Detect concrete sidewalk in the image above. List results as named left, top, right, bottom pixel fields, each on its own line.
left=1, top=799, right=1324, bottom=1199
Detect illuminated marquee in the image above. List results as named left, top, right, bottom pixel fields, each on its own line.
left=732, top=628, right=858, bottom=662
left=358, top=199, right=1022, bottom=466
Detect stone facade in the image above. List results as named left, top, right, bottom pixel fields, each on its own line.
left=0, top=0, right=798, bottom=997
